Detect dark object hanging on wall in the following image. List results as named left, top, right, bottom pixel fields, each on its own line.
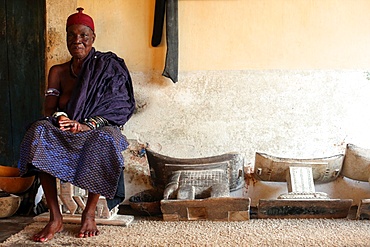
left=152, top=0, right=178, bottom=83
left=162, top=0, right=178, bottom=83
left=151, top=0, right=166, bottom=47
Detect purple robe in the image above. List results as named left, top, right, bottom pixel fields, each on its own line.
left=67, top=47, right=135, bottom=125
left=18, top=48, right=135, bottom=199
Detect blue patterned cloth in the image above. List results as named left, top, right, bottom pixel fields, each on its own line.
left=19, top=118, right=128, bottom=199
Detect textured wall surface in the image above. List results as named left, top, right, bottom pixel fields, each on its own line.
left=123, top=70, right=370, bottom=205
left=125, top=70, right=370, bottom=161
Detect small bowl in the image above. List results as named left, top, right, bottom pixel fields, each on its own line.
left=0, top=165, right=20, bottom=177
left=129, top=189, right=163, bottom=216
left=0, top=176, right=35, bottom=194
left=0, top=194, right=21, bottom=218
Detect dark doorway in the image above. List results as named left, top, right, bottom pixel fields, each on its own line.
left=0, top=0, right=45, bottom=167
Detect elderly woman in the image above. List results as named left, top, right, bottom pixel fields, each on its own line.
left=18, top=8, right=135, bottom=242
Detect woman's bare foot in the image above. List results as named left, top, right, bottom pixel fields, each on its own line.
left=33, top=220, right=64, bottom=242
left=77, top=212, right=100, bottom=238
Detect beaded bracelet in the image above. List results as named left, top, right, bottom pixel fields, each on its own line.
left=84, top=120, right=96, bottom=130
left=83, top=116, right=109, bottom=130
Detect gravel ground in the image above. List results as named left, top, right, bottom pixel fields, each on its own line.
left=2, top=217, right=370, bottom=246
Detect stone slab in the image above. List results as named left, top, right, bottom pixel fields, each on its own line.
left=258, top=199, right=353, bottom=219
left=33, top=212, right=134, bottom=226
left=161, top=197, right=250, bottom=221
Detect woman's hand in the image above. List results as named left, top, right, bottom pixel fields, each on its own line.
left=58, top=116, right=85, bottom=133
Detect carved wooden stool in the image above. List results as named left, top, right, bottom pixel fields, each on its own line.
left=254, top=152, right=352, bottom=219
left=145, top=148, right=250, bottom=221
left=34, top=180, right=133, bottom=226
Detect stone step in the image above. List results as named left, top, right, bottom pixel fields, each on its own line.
left=161, top=197, right=250, bottom=221
left=33, top=212, right=134, bottom=226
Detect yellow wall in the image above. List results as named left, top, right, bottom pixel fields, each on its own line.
left=75, top=0, right=370, bottom=71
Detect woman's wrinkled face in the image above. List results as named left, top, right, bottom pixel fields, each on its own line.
left=66, top=24, right=95, bottom=59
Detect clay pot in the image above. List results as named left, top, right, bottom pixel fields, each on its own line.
left=0, top=176, right=35, bottom=194
left=0, top=165, right=20, bottom=177
left=0, top=193, right=21, bottom=218
left=129, top=189, right=163, bottom=216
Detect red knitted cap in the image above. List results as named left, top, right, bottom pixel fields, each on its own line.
left=66, top=7, right=95, bottom=32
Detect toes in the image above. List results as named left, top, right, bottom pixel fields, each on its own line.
left=32, top=234, right=48, bottom=242
left=77, top=232, right=89, bottom=238
left=39, top=237, right=49, bottom=242
left=77, top=230, right=99, bottom=238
